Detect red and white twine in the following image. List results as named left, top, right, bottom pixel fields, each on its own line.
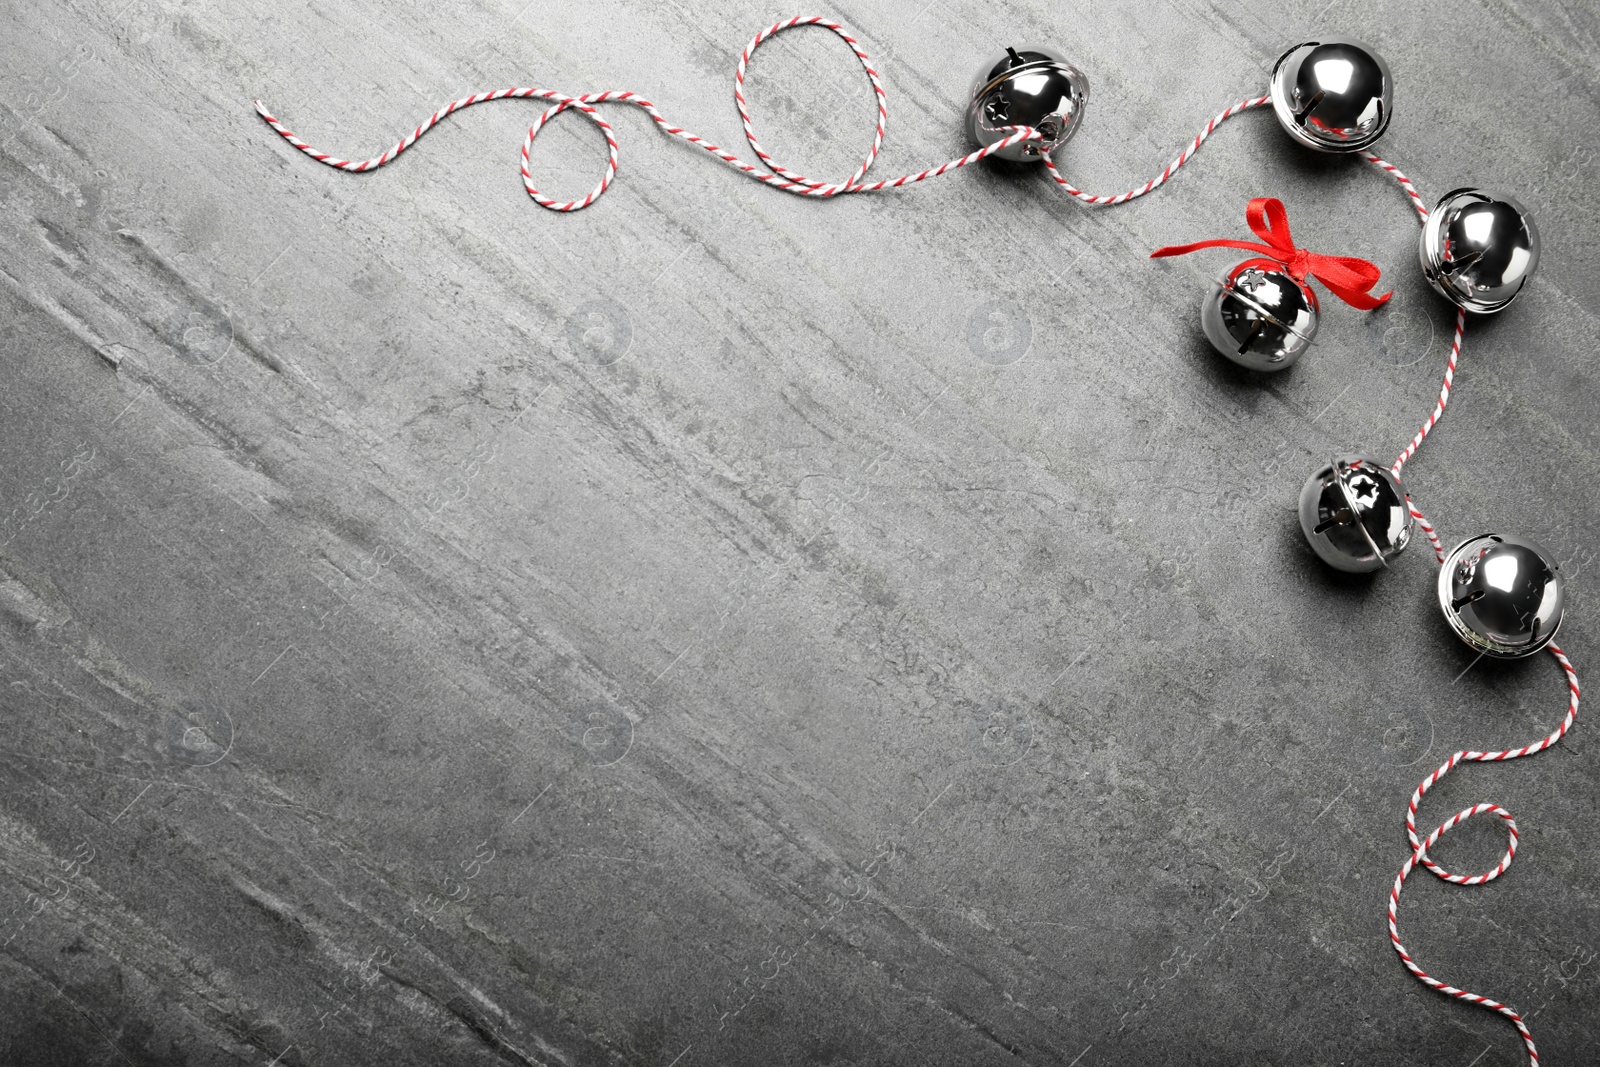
left=256, top=17, right=1273, bottom=213
left=1042, top=95, right=1270, bottom=204
left=256, top=18, right=1042, bottom=212
left=1406, top=498, right=1446, bottom=564
left=1366, top=155, right=1584, bottom=1066
left=1362, top=150, right=1430, bottom=223
left=1396, top=306, right=1464, bottom=565
left=1388, top=647, right=1582, bottom=1067
left=1392, top=309, right=1466, bottom=480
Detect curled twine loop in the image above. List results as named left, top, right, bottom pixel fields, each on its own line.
left=254, top=17, right=1053, bottom=212
left=1149, top=196, right=1393, bottom=310
left=254, top=17, right=1277, bottom=213
left=1388, top=646, right=1582, bottom=1066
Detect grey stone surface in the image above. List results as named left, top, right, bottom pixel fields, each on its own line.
left=1, top=0, right=1598, bottom=1064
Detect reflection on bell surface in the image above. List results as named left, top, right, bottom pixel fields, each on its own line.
left=965, top=46, right=1088, bottom=162
left=1269, top=38, right=1392, bottom=152
left=1437, top=534, right=1564, bottom=658
left=1419, top=189, right=1541, bottom=314
left=1201, top=261, right=1319, bottom=372
left=1298, top=457, right=1412, bottom=572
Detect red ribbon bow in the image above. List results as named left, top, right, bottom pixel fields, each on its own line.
left=1150, top=197, right=1392, bottom=311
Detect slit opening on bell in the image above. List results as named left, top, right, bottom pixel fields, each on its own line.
left=1314, top=508, right=1355, bottom=535
left=1239, top=318, right=1266, bottom=354
left=1293, top=89, right=1326, bottom=126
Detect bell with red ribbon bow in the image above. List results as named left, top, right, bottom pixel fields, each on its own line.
left=1151, top=197, right=1392, bottom=372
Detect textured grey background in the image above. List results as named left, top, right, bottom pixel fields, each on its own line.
left=2, top=0, right=1599, bottom=1064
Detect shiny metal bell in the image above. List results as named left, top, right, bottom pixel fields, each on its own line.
left=1201, top=262, right=1319, bottom=371
left=1419, top=189, right=1541, bottom=314
left=1269, top=38, right=1392, bottom=153
left=1298, top=456, right=1412, bottom=572
left=965, top=46, right=1088, bottom=162
left=1437, top=534, right=1564, bottom=658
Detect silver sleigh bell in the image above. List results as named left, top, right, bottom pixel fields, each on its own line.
left=1202, top=260, right=1320, bottom=372
left=1269, top=38, right=1392, bottom=153
left=1437, top=534, right=1564, bottom=659
left=965, top=46, right=1089, bottom=161
left=1419, top=189, right=1541, bottom=314
left=1298, top=456, right=1412, bottom=572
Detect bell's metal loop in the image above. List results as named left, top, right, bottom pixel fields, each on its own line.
left=1437, top=534, right=1564, bottom=659
left=965, top=46, right=1089, bottom=162
left=1298, top=456, right=1412, bottom=572
left=1269, top=38, right=1392, bottom=153
left=1419, top=188, right=1541, bottom=314
left=1200, top=262, right=1319, bottom=371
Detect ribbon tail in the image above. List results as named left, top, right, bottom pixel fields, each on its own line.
left=1150, top=238, right=1280, bottom=261
left=1309, top=255, right=1392, bottom=311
